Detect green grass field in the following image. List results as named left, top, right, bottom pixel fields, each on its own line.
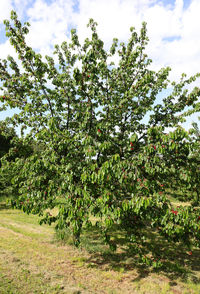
left=0, top=198, right=200, bottom=294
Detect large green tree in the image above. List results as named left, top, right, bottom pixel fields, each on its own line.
left=1, top=11, right=200, bottom=266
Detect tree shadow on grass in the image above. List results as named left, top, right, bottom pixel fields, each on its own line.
left=1, top=198, right=200, bottom=285
left=166, top=188, right=197, bottom=204
left=72, top=225, right=200, bottom=285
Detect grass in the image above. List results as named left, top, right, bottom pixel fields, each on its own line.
left=1, top=198, right=200, bottom=293
left=165, top=187, right=198, bottom=205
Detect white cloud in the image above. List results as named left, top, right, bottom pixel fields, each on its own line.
left=143, top=0, right=200, bottom=81
left=0, top=0, right=199, bottom=131
left=71, top=0, right=200, bottom=83
left=0, top=0, right=13, bottom=23
left=26, top=0, right=74, bottom=49
left=12, top=0, right=33, bottom=19
left=1, top=0, right=199, bottom=83
left=75, top=0, right=143, bottom=48
left=0, top=39, right=17, bottom=60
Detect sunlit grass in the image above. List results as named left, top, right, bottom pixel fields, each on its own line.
left=0, top=189, right=200, bottom=293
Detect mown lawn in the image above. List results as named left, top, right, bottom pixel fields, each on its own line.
left=0, top=200, right=200, bottom=294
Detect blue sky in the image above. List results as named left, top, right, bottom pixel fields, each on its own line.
left=0, top=0, right=199, bottom=132
left=153, top=0, right=191, bottom=10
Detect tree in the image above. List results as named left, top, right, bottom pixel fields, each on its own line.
left=0, top=121, right=33, bottom=198
left=191, top=118, right=200, bottom=139
left=169, top=118, right=200, bottom=205
left=187, top=118, right=200, bottom=204
left=0, top=10, right=200, bottom=266
left=0, top=122, right=16, bottom=196
left=0, top=122, right=16, bottom=161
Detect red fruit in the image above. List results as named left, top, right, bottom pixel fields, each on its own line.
left=171, top=210, right=178, bottom=215
left=130, top=142, right=133, bottom=146
left=97, top=129, right=101, bottom=133
left=88, top=75, right=90, bottom=78
left=131, top=148, right=133, bottom=150
left=188, top=251, right=192, bottom=255
left=153, top=146, right=156, bottom=150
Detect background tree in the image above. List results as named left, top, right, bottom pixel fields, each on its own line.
left=0, top=10, right=200, bottom=265
left=0, top=122, right=16, bottom=160
left=0, top=122, right=17, bottom=197
left=187, top=118, right=200, bottom=204
left=0, top=121, right=33, bottom=198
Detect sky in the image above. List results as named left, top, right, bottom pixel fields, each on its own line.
left=0, top=0, right=199, bottom=131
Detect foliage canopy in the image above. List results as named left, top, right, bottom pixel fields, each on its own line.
left=1, top=10, right=200, bottom=266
